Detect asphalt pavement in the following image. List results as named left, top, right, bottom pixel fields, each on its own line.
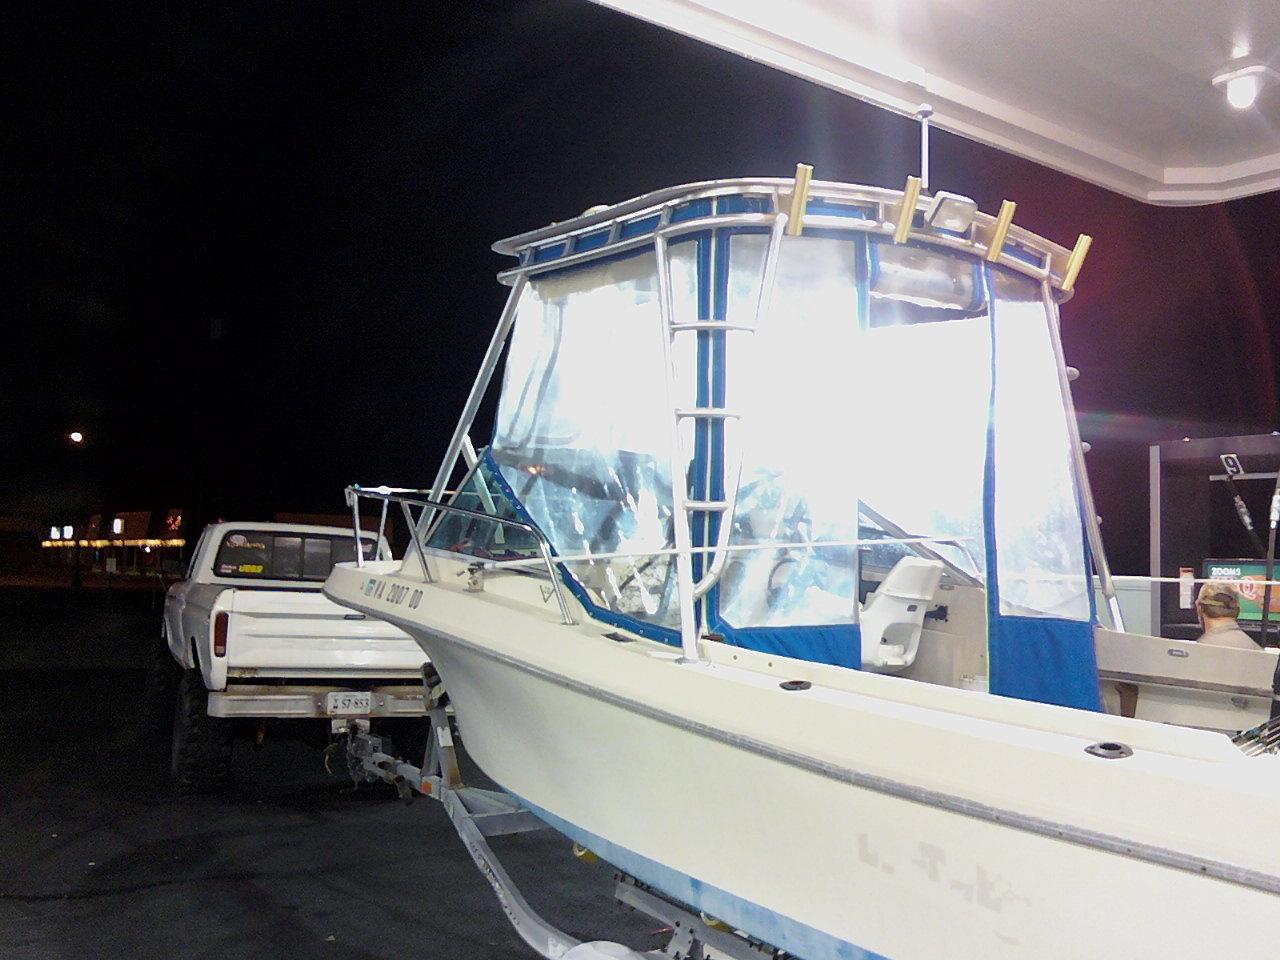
left=0, top=588, right=655, bottom=960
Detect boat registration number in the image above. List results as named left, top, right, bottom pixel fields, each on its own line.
left=325, top=691, right=372, bottom=716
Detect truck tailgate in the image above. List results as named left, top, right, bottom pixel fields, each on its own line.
left=224, top=589, right=427, bottom=677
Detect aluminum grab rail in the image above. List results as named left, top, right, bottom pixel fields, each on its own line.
left=344, top=485, right=577, bottom=626
left=345, top=485, right=454, bottom=567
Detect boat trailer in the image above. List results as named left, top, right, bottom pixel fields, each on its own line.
left=333, top=682, right=780, bottom=960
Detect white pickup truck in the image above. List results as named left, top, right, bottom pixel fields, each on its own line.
left=150, top=522, right=429, bottom=792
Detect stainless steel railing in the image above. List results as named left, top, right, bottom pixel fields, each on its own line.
left=344, top=484, right=576, bottom=626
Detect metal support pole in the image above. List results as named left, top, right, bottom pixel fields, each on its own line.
left=349, top=489, right=365, bottom=569
left=655, top=232, right=701, bottom=663
left=425, top=275, right=528, bottom=534
left=376, top=499, right=389, bottom=559
left=462, top=435, right=504, bottom=545
left=1149, top=444, right=1161, bottom=637
left=535, top=539, right=576, bottom=626
left=917, top=103, right=933, bottom=192
left=1262, top=473, right=1280, bottom=649
left=401, top=500, right=432, bottom=582
left=1043, top=288, right=1125, bottom=631
left=461, top=435, right=480, bottom=470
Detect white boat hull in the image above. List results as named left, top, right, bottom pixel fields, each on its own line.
left=327, top=561, right=1280, bottom=960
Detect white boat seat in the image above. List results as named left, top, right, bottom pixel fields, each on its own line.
left=860, top=556, right=945, bottom=672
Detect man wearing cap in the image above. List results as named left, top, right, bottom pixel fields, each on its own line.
left=1194, top=580, right=1261, bottom=650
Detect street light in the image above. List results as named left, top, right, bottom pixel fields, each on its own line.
left=65, top=431, right=86, bottom=586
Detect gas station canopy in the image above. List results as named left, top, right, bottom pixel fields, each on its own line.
left=593, top=0, right=1280, bottom=205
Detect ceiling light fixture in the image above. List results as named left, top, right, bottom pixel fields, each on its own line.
left=1228, top=73, right=1259, bottom=109
left=1211, top=63, right=1278, bottom=111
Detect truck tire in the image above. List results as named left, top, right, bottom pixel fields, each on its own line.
left=141, top=636, right=181, bottom=737
left=170, top=669, right=233, bottom=794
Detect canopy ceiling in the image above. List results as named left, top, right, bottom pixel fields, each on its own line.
left=593, top=0, right=1280, bottom=205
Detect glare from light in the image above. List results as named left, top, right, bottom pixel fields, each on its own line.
left=1226, top=73, right=1260, bottom=109
left=112, top=517, right=123, bottom=535
left=1231, top=40, right=1250, bottom=60
left=68, top=430, right=84, bottom=444
left=62, top=525, right=74, bottom=539
left=50, top=526, right=60, bottom=540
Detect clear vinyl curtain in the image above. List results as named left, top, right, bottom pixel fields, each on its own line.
left=718, top=236, right=993, bottom=633
left=489, top=251, right=694, bottom=635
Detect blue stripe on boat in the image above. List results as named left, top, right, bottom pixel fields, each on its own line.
left=512, top=794, right=890, bottom=960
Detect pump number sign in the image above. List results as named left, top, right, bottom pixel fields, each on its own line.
left=325, top=691, right=372, bottom=716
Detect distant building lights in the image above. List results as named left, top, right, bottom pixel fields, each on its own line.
left=111, top=517, right=123, bottom=534
left=62, top=525, right=74, bottom=539
left=40, top=537, right=186, bottom=550
left=68, top=431, right=84, bottom=444
left=50, top=526, right=60, bottom=540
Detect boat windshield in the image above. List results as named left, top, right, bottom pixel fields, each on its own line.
left=424, top=457, right=544, bottom=563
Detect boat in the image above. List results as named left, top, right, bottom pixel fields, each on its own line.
left=324, top=173, right=1280, bottom=958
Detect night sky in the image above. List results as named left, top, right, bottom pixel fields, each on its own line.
left=5, top=0, right=1279, bottom=572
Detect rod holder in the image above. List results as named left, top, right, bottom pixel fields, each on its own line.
left=1061, top=234, right=1093, bottom=292
left=985, top=199, right=1017, bottom=262
left=893, top=176, right=922, bottom=244
left=786, top=163, right=814, bottom=237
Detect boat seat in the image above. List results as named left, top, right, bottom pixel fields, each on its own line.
left=860, top=556, right=945, bottom=672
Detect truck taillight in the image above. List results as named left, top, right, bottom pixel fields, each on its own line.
left=213, top=611, right=229, bottom=657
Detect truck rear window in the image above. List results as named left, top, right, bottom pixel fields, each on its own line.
left=214, top=531, right=376, bottom=581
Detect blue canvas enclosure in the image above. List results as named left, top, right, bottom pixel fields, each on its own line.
left=983, top=269, right=1100, bottom=709
left=482, top=186, right=1100, bottom=709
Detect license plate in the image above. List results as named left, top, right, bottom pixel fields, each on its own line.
left=325, top=691, right=372, bottom=716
